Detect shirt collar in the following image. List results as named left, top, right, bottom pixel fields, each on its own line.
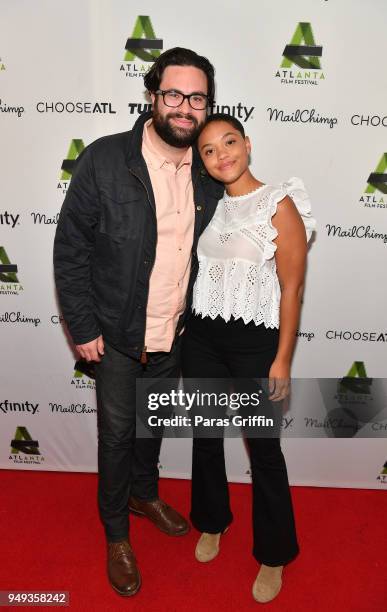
left=142, top=119, right=192, bottom=171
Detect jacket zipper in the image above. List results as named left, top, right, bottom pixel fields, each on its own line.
left=128, top=167, right=155, bottom=216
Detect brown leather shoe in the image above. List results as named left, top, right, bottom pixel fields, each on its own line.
left=107, top=540, right=141, bottom=597
left=129, top=497, right=190, bottom=536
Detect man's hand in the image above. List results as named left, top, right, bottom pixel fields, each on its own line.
left=75, top=335, right=104, bottom=362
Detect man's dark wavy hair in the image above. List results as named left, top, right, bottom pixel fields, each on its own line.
left=144, top=47, right=215, bottom=104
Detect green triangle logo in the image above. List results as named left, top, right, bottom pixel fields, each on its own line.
left=60, top=139, right=85, bottom=180
left=281, top=22, right=322, bottom=69
left=0, top=246, right=19, bottom=283
left=124, top=16, right=162, bottom=62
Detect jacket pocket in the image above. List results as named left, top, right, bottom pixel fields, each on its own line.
left=98, top=181, right=143, bottom=241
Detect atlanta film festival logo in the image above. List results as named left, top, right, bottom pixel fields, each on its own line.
left=0, top=246, right=23, bottom=295
left=318, top=362, right=387, bottom=439
left=29, top=141, right=85, bottom=225
left=325, top=153, right=387, bottom=244
left=120, top=15, right=162, bottom=78
left=72, top=360, right=96, bottom=391
left=377, top=461, right=387, bottom=485
left=57, top=139, right=86, bottom=195
left=275, top=22, right=325, bottom=86
left=9, top=426, right=44, bottom=466
left=360, top=153, right=387, bottom=209
left=30, top=139, right=86, bottom=225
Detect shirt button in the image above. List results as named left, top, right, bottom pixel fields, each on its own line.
left=178, top=247, right=182, bottom=251
left=144, top=260, right=149, bottom=265
left=196, top=205, right=202, bottom=211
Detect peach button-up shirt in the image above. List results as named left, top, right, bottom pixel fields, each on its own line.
left=142, top=119, right=195, bottom=352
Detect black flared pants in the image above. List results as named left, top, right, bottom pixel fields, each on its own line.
left=181, top=314, right=299, bottom=566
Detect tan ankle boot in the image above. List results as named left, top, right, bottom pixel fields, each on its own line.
left=195, top=529, right=229, bottom=562
left=252, top=564, right=283, bottom=603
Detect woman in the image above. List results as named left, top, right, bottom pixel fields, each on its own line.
left=181, top=113, right=315, bottom=603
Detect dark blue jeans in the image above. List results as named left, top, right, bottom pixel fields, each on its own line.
left=95, top=339, right=181, bottom=542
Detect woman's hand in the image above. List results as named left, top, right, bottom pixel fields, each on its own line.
left=268, top=359, right=290, bottom=401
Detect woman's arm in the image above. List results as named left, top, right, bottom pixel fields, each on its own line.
left=269, top=195, right=308, bottom=400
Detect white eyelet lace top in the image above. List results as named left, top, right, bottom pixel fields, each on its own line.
left=192, top=177, right=316, bottom=328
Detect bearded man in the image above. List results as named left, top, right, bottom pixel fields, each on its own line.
left=54, top=47, right=222, bottom=596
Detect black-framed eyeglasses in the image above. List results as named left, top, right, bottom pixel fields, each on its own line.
left=154, top=89, right=209, bottom=110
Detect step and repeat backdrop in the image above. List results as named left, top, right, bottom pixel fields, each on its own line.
left=1, top=0, right=386, bottom=488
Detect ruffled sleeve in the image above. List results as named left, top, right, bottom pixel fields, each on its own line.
left=279, top=177, right=316, bottom=241
left=263, top=176, right=316, bottom=261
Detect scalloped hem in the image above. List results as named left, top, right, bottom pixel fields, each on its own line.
left=191, top=307, right=279, bottom=329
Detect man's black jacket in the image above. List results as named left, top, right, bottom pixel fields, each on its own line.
left=53, top=111, right=223, bottom=359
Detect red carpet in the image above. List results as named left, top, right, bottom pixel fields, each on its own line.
left=0, top=470, right=386, bottom=611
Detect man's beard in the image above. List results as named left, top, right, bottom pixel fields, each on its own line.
left=152, top=104, right=203, bottom=148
